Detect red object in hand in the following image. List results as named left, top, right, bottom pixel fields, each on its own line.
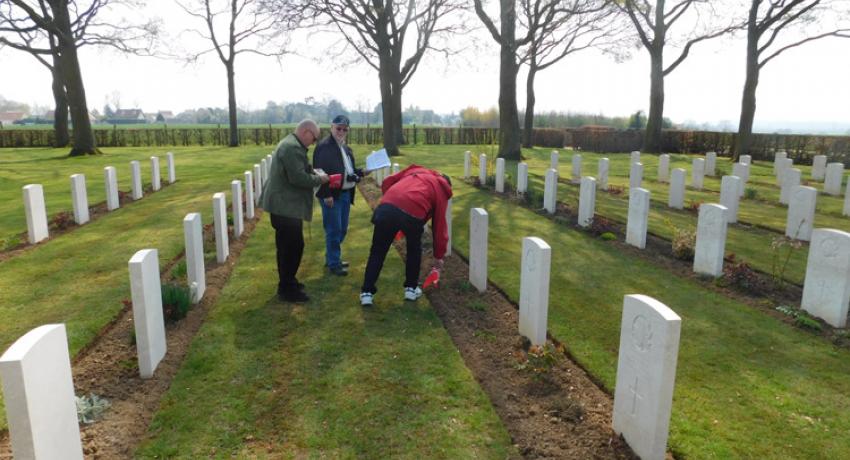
left=423, top=267, right=440, bottom=289
left=394, top=231, right=404, bottom=241
left=328, top=174, right=343, bottom=189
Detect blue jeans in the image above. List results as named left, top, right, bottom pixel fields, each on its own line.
left=319, top=189, right=352, bottom=269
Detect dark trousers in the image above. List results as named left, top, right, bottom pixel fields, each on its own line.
left=361, top=204, right=425, bottom=294
left=270, top=213, right=304, bottom=294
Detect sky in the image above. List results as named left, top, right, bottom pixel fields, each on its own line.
left=1, top=0, right=849, bottom=132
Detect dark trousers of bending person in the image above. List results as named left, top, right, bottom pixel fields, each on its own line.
left=361, top=203, right=425, bottom=294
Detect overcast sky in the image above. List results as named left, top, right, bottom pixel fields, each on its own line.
left=1, top=0, right=848, bottom=130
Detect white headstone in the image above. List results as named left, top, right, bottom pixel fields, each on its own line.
left=800, top=228, right=850, bottom=327
left=469, top=208, right=488, bottom=293
left=626, top=188, right=650, bottom=249
left=612, top=294, right=681, bottom=460
left=630, top=151, right=640, bottom=165
left=780, top=168, right=801, bottom=205
left=773, top=151, right=787, bottom=175
left=578, top=177, right=596, bottom=228
left=630, top=162, right=643, bottom=191
left=657, top=154, right=670, bottom=183
left=517, top=163, right=529, bottom=194
left=479, top=154, right=488, bottom=185
left=0, top=324, right=84, bottom=460
left=213, top=192, right=229, bottom=263
left=104, top=166, right=120, bottom=211
left=843, top=180, right=850, bottom=217
left=550, top=150, right=559, bottom=172
left=128, top=249, right=167, bottom=378
left=786, top=186, right=817, bottom=241
left=253, top=164, right=262, bottom=206
left=464, top=151, right=471, bottom=178
left=668, top=169, right=686, bottom=210
left=231, top=180, right=244, bottom=238
left=183, top=213, right=206, bottom=304
left=392, top=163, right=400, bottom=174
left=739, top=154, right=751, bottom=166
left=598, top=158, right=609, bottom=190
left=266, top=154, right=273, bottom=179
left=519, top=237, right=551, bottom=346
left=719, top=176, right=741, bottom=224
left=22, top=184, right=48, bottom=244
left=244, top=171, right=255, bottom=219
left=824, top=162, right=844, bottom=196
left=544, top=168, right=558, bottom=214
left=150, top=156, right=161, bottom=191
left=571, top=153, right=582, bottom=183
left=705, top=152, right=716, bottom=176
left=812, top=155, right=827, bottom=181
left=446, top=198, right=453, bottom=257
left=495, top=157, right=506, bottom=193
left=70, top=174, right=90, bottom=225
left=776, top=158, right=793, bottom=186
left=732, top=163, right=749, bottom=197
left=260, top=158, right=268, bottom=184
left=166, top=152, right=176, bottom=184
left=691, top=158, right=705, bottom=191
left=693, top=203, right=728, bottom=277
left=130, top=160, right=143, bottom=200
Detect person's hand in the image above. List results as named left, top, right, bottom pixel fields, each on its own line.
left=316, top=171, right=330, bottom=184
left=323, top=197, right=334, bottom=208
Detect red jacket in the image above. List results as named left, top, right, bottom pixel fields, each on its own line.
left=380, top=164, right=453, bottom=259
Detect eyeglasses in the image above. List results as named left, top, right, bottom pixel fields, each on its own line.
left=334, top=126, right=349, bottom=133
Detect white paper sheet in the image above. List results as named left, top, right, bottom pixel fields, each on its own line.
left=366, top=149, right=391, bottom=172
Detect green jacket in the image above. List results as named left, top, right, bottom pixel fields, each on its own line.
left=260, top=133, right=323, bottom=221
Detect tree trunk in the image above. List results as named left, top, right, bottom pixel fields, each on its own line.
left=51, top=60, right=69, bottom=148
left=522, top=65, right=537, bottom=148
left=227, top=62, right=239, bottom=147
left=378, top=56, right=403, bottom=156
left=643, top=50, right=665, bottom=152
left=735, top=6, right=761, bottom=160
left=497, top=0, right=521, bottom=160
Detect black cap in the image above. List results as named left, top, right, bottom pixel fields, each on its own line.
left=331, top=115, right=350, bottom=126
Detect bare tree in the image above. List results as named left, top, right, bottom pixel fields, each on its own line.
left=0, top=0, right=159, bottom=155
left=518, top=0, right=623, bottom=148
left=177, top=0, right=289, bottom=147
left=615, top=0, right=737, bottom=152
left=735, top=0, right=850, bottom=157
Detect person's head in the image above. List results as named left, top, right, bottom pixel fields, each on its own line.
left=331, top=114, right=350, bottom=145
left=295, top=119, right=320, bottom=147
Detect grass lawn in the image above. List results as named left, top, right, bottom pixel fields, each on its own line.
left=136, top=190, right=514, bottom=458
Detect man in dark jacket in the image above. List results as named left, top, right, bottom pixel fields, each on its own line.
left=313, top=115, right=365, bottom=276
left=359, top=165, right=453, bottom=306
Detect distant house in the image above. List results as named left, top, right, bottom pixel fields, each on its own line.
left=107, top=109, right=146, bottom=124
left=156, top=111, right=174, bottom=122
left=0, top=112, right=26, bottom=127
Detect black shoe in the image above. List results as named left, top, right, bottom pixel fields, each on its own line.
left=329, top=266, right=348, bottom=276
left=341, top=261, right=350, bottom=268
left=279, top=290, right=310, bottom=302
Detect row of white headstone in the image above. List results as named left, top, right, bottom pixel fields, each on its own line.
left=374, top=162, right=400, bottom=187
left=0, top=154, right=265, bottom=460
left=22, top=153, right=176, bottom=245
left=467, top=206, right=682, bottom=460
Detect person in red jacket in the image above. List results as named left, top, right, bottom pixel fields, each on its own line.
left=360, top=164, right=453, bottom=306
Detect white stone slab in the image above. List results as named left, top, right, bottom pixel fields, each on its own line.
left=469, top=208, right=488, bottom=293
left=550, top=150, right=559, bottom=172
left=786, top=186, right=817, bottom=241
left=495, top=158, right=505, bottom=192
left=668, top=169, right=685, bottom=210
left=657, top=154, right=669, bottom=183
left=824, top=162, right=844, bottom=196
left=777, top=158, right=793, bottom=186
left=705, top=152, right=716, bottom=176
left=244, top=171, right=255, bottom=219
left=812, top=155, right=827, bottom=181
left=773, top=151, right=787, bottom=175
left=544, top=168, right=557, bottom=214
left=130, top=160, right=143, bottom=200
left=392, top=163, right=400, bottom=174
left=630, top=151, right=640, bottom=165
left=578, top=177, right=596, bottom=228
left=266, top=154, right=273, bottom=179
left=693, top=203, right=728, bottom=277
left=571, top=153, right=582, bottom=183
left=519, top=237, right=551, bottom=346
left=612, top=294, right=681, bottom=460
left=0, top=324, right=83, bottom=460
left=167, top=152, right=176, bottom=184
left=375, top=166, right=384, bottom=186
left=780, top=168, right=801, bottom=205
left=691, top=158, right=705, bottom=190
left=732, top=163, right=749, bottom=197
left=626, top=188, right=650, bottom=249
left=150, top=156, right=161, bottom=191
left=183, top=213, right=206, bottom=304
left=517, top=163, right=529, bottom=194
left=213, top=192, right=229, bottom=263
left=446, top=198, right=453, bottom=257
left=260, top=158, right=268, bottom=184
left=22, top=184, right=48, bottom=244
left=104, top=166, right=120, bottom=211
left=739, top=154, right=751, bottom=166
left=598, top=158, right=609, bottom=190
left=253, top=164, right=262, bottom=206
left=231, top=180, right=244, bottom=238
left=801, top=228, right=850, bottom=327
left=70, top=174, right=90, bottom=225
left=843, top=180, right=850, bottom=217
left=630, top=162, right=643, bottom=191
left=479, top=154, right=487, bottom=185
left=464, top=151, right=471, bottom=178
left=128, top=249, right=167, bottom=378
left=719, top=176, right=741, bottom=224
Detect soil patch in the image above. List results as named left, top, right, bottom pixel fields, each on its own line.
left=359, top=181, right=637, bottom=459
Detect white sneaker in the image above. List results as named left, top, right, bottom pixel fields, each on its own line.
left=404, top=286, right=423, bottom=301
left=360, top=292, right=374, bottom=306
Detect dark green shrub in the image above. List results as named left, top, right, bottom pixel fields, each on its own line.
left=161, top=282, right=192, bottom=321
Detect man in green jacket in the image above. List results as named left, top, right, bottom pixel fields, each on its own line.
left=261, top=119, right=329, bottom=302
